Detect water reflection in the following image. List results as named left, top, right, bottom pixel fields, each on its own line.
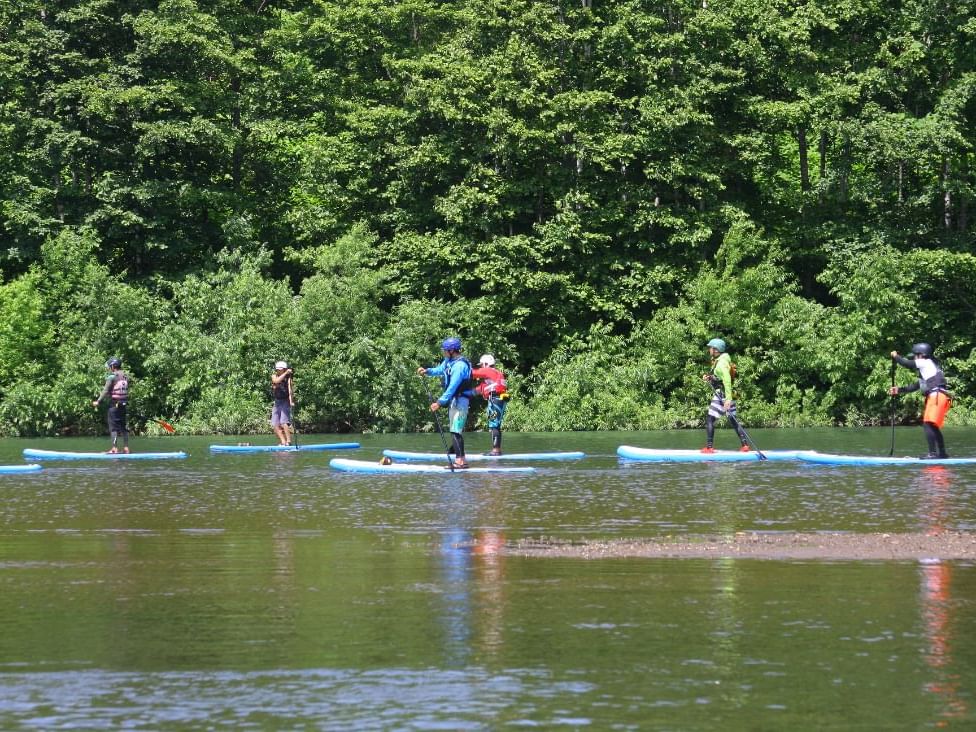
left=437, top=476, right=511, bottom=668
left=915, top=466, right=969, bottom=726
left=712, top=558, right=748, bottom=710
left=915, top=466, right=954, bottom=535
left=471, top=530, right=505, bottom=660
left=919, top=560, right=969, bottom=726
left=440, top=528, right=472, bottom=668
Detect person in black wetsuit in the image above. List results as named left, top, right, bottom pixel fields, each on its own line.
left=890, top=342, right=951, bottom=459
left=92, top=357, right=130, bottom=453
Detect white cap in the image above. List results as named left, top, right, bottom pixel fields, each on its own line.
left=275, top=361, right=288, bottom=370
left=479, top=354, right=495, bottom=366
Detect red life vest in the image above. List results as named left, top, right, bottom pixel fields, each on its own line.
left=474, top=366, right=507, bottom=399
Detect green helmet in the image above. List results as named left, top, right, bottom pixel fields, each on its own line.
left=706, top=338, right=727, bottom=353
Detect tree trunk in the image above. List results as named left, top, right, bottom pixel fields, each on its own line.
left=839, top=137, right=849, bottom=201
left=51, top=148, right=63, bottom=221
left=797, top=125, right=810, bottom=192
left=942, top=156, right=951, bottom=229
left=231, top=74, right=242, bottom=190
left=959, top=154, right=969, bottom=232
left=818, top=130, right=827, bottom=202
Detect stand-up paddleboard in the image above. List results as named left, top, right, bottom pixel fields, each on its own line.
left=617, top=446, right=816, bottom=462
left=330, top=458, right=535, bottom=474
left=0, top=464, right=42, bottom=474
left=798, top=452, right=976, bottom=466
left=381, top=449, right=584, bottom=462
left=23, top=448, right=187, bottom=461
left=210, top=442, right=360, bottom=453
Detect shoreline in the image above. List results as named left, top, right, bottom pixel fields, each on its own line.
left=504, top=531, right=976, bottom=560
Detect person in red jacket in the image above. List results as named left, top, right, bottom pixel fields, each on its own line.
left=472, top=354, right=509, bottom=455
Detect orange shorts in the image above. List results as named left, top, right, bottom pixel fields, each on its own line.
left=923, top=392, right=951, bottom=428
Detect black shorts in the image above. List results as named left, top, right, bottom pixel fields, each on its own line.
left=108, top=403, right=128, bottom=433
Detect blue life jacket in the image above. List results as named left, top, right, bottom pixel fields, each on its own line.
left=442, top=357, right=475, bottom=401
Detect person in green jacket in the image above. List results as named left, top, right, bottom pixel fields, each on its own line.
left=701, top=338, right=750, bottom=453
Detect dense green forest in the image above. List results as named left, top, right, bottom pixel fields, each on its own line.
left=0, top=0, right=974, bottom=436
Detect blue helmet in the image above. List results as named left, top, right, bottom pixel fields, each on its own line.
left=106, top=357, right=122, bottom=369
left=441, top=337, right=462, bottom=352
left=706, top=338, right=726, bottom=353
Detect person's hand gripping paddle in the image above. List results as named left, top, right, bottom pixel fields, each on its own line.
left=888, top=357, right=897, bottom=456
left=419, top=375, right=454, bottom=472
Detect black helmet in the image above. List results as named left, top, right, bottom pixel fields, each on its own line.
left=106, top=357, right=122, bottom=369
left=911, top=343, right=933, bottom=358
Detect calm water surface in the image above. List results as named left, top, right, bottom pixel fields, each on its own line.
left=1, top=428, right=975, bottom=729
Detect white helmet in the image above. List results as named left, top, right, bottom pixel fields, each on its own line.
left=479, top=354, right=495, bottom=366
left=274, top=360, right=288, bottom=370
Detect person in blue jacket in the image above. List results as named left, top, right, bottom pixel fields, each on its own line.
left=417, top=337, right=475, bottom=468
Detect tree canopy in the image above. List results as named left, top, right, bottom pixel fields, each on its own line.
left=0, top=0, right=974, bottom=435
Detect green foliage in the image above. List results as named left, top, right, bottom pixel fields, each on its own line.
left=0, top=269, right=54, bottom=389
left=0, top=0, right=974, bottom=434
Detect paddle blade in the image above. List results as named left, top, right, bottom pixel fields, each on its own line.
left=155, top=418, right=176, bottom=434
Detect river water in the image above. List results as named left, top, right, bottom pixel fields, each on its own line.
left=1, top=428, right=974, bottom=728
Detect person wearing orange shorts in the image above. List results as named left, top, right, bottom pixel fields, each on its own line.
left=890, top=343, right=951, bottom=459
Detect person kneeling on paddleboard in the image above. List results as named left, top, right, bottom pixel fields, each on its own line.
left=472, top=354, right=509, bottom=456
left=92, top=357, right=130, bottom=454
left=701, top=338, right=750, bottom=453
left=418, top=337, right=475, bottom=469
left=890, top=343, right=951, bottom=459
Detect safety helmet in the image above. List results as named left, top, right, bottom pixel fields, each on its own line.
left=106, top=357, right=122, bottom=369
left=479, top=354, right=495, bottom=366
left=275, top=360, right=288, bottom=370
left=441, top=337, right=462, bottom=352
left=911, top=343, right=933, bottom=358
left=706, top=338, right=727, bottom=353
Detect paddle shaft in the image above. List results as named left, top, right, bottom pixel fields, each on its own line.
left=727, top=413, right=766, bottom=460
left=420, top=376, right=454, bottom=472
left=888, top=359, right=897, bottom=456
left=97, top=402, right=175, bottom=434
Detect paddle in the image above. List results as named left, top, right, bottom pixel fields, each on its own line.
left=419, top=375, right=454, bottom=472
left=727, top=413, right=767, bottom=461
left=888, top=357, right=897, bottom=456
left=103, top=406, right=175, bottom=434
left=138, top=415, right=176, bottom=434
left=291, top=407, right=300, bottom=449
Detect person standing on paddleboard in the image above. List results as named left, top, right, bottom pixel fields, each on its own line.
left=417, top=337, right=475, bottom=469
left=890, top=343, right=951, bottom=459
left=92, top=357, right=130, bottom=454
left=701, top=338, right=751, bottom=453
left=271, top=360, right=295, bottom=446
left=472, top=354, right=509, bottom=456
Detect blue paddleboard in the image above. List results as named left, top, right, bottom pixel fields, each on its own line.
left=616, top=446, right=816, bottom=462
left=210, top=442, right=360, bottom=453
left=381, top=449, right=584, bottom=462
left=797, top=451, right=976, bottom=466
left=0, top=464, right=42, bottom=474
left=330, top=458, right=534, bottom=474
left=23, top=448, right=187, bottom=461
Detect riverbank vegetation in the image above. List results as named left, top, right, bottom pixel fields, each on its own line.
left=0, top=0, right=973, bottom=435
